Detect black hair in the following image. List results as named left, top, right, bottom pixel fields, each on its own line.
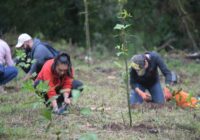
left=51, top=52, right=73, bottom=77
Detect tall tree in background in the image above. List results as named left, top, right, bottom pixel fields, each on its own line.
left=0, top=0, right=199, bottom=50
left=172, top=0, right=198, bottom=50
left=84, top=0, right=92, bottom=63
left=125, top=0, right=200, bottom=51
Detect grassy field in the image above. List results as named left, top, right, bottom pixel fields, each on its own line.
left=0, top=48, right=200, bottom=140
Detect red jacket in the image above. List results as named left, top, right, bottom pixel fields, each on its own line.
left=36, top=59, right=73, bottom=99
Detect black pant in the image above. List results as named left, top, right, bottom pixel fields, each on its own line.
left=55, top=80, right=83, bottom=107
left=35, top=80, right=83, bottom=107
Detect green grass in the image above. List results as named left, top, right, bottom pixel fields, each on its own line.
left=1, top=49, right=200, bottom=140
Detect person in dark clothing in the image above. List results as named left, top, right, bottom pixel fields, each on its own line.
left=15, top=33, right=56, bottom=81
left=129, top=51, right=174, bottom=105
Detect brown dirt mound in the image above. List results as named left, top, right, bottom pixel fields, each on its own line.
left=131, top=102, right=174, bottom=111
left=0, top=134, right=9, bottom=140
left=4, top=86, right=19, bottom=92
left=103, top=123, right=124, bottom=131
left=103, top=122, right=168, bottom=134
left=132, top=123, right=159, bottom=134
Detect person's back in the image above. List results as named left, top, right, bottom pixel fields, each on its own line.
left=0, top=39, right=14, bottom=66
left=29, top=38, right=55, bottom=74
left=130, top=51, right=172, bottom=88
left=0, top=39, right=18, bottom=92
left=15, top=33, right=58, bottom=81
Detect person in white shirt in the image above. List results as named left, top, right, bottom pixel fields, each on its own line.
left=0, top=37, right=18, bottom=92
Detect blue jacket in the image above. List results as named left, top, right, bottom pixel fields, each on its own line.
left=130, top=52, right=172, bottom=89
left=29, top=38, right=54, bottom=74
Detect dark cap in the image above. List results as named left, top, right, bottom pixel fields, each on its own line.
left=130, top=54, right=145, bottom=69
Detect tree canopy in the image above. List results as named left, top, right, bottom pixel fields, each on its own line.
left=0, top=0, right=199, bottom=50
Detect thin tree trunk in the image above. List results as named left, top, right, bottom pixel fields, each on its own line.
left=124, top=57, right=132, bottom=127
left=121, top=29, right=132, bottom=127
left=176, top=0, right=198, bottom=51
left=84, top=0, right=91, bottom=64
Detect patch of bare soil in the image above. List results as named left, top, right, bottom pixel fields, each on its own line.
left=175, top=123, right=198, bottom=132
left=4, top=86, right=19, bottom=93
left=142, top=102, right=174, bottom=110
left=130, top=102, right=174, bottom=111
left=93, top=67, right=119, bottom=76
left=132, top=123, right=160, bottom=134
left=103, top=122, right=165, bottom=134
left=0, top=134, right=9, bottom=140
left=93, top=67, right=113, bottom=73
left=103, top=123, right=124, bottom=131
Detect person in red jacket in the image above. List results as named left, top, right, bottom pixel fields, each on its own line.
left=35, top=52, right=83, bottom=114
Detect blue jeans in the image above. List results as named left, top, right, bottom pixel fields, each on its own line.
left=0, top=66, right=18, bottom=85
left=130, top=81, right=165, bottom=105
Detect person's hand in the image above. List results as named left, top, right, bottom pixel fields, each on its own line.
left=139, top=92, right=151, bottom=101
left=64, top=97, right=71, bottom=105
left=22, top=73, right=32, bottom=82
left=53, top=106, right=59, bottom=114
left=163, top=87, right=173, bottom=101
left=52, top=100, right=59, bottom=112
left=53, top=103, right=68, bottom=115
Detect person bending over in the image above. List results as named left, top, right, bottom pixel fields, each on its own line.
left=34, top=53, right=83, bottom=114
left=129, top=51, right=174, bottom=106
left=0, top=38, right=18, bottom=92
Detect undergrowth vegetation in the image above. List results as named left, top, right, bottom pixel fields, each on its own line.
left=0, top=45, right=200, bottom=140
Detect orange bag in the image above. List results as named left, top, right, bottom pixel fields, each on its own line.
left=173, top=90, right=198, bottom=108
left=163, top=87, right=199, bottom=108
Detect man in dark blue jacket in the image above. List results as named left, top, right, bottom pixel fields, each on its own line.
left=15, top=33, right=56, bottom=81
left=129, top=51, right=173, bottom=105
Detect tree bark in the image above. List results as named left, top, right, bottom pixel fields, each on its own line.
left=176, top=0, right=198, bottom=51
left=84, top=0, right=92, bottom=65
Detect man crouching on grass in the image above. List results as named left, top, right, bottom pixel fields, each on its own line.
left=129, top=51, right=174, bottom=108
left=34, top=52, right=83, bottom=114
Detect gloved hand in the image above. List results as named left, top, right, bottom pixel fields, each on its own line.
left=163, top=87, right=173, bottom=101
left=139, top=92, right=151, bottom=101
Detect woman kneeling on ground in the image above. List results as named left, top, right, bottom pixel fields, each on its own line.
left=34, top=52, right=83, bottom=114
